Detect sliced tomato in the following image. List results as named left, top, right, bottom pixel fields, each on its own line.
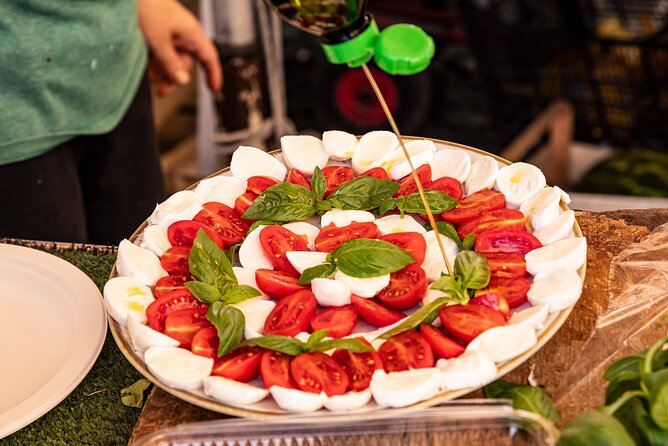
left=212, top=346, right=263, bottom=382
left=234, top=192, right=257, bottom=217
left=359, top=167, right=389, bottom=181
left=379, top=232, right=426, bottom=264
left=439, top=304, right=506, bottom=343
left=154, top=274, right=190, bottom=299
left=160, top=245, right=192, bottom=276
left=291, top=352, right=349, bottom=396
left=457, top=209, right=526, bottom=239
left=485, top=253, right=527, bottom=279
left=259, top=225, right=309, bottom=275
left=164, top=307, right=212, bottom=349
left=377, top=264, right=427, bottom=310
left=247, top=176, right=279, bottom=195
left=470, top=293, right=511, bottom=318
left=332, top=342, right=383, bottom=391
left=264, top=290, right=317, bottom=336
left=394, top=164, right=432, bottom=197
left=255, top=269, right=308, bottom=299
left=441, top=189, right=506, bottom=226
left=351, top=295, right=406, bottom=327
left=425, top=176, right=463, bottom=200
left=477, top=276, right=531, bottom=308
left=419, top=324, right=465, bottom=359
left=167, top=220, right=224, bottom=248
left=145, top=288, right=207, bottom=332
left=314, top=221, right=378, bottom=253
left=322, top=165, right=355, bottom=197
left=475, top=229, right=542, bottom=255
left=191, top=326, right=219, bottom=358
left=260, top=350, right=296, bottom=389
left=378, top=330, right=434, bottom=372
left=193, top=202, right=249, bottom=247
left=287, top=168, right=311, bottom=190
left=310, top=305, right=358, bottom=338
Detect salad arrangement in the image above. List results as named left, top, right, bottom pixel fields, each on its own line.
left=104, top=131, right=587, bottom=413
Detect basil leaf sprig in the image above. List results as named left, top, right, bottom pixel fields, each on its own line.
left=328, top=176, right=400, bottom=211
left=242, top=182, right=316, bottom=222
left=424, top=221, right=475, bottom=251
left=207, top=302, right=245, bottom=357
left=310, top=166, right=327, bottom=202
left=379, top=190, right=457, bottom=216
left=242, top=329, right=373, bottom=356
left=484, top=380, right=561, bottom=423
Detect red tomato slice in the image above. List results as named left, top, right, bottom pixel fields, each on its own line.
left=439, top=304, right=506, bottom=344
left=351, top=295, right=406, bottom=327
left=441, top=189, right=506, bottom=226
left=146, top=289, right=207, bottom=332
left=160, top=245, right=192, bottom=276
left=477, top=276, right=530, bottom=308
left=378, top=330, right=434, bottom=372
left=379, top=232, right=426, bottom=264
left=264, top=290, right=317, bottom=336
left=212, top=346, right=263, bottom=382
left=310, top=305, right=358, bottom=338
left=167, top=220, right=224, bottom=249
left=485, top=253, right=527, bottom=279
left=377, top=264, right=428, bottom=310
left=164, top=307, right=212, bottom=349
left=332, top=342, right=383, bottom=391
left=191, top=326, right=219, bottom=358
left=247, top=176, right=279, bottom=195
left=234, top=192, right=257, bottom=217
left=259, top=225, right=309, bottom=275
left=394, top=164, right=432, bottom=197
left=314, top=221, right=378, bottom=253
left=255, top=269, right=308, bottom=299
left=154, top=275, right=190, bottom=299
left=321, top=165, right=355, bottom=197
left=419, top=324, right=465, bottom=359
left=287, top=168, right=311, bottom=190
left=291, top=352, right=349, bottom=396
left=193, top=202, right=249, bottom=247
left=425, top=176, right=463, bottom=200
left=359, top=167, right=389, bottom=181
left=457, top=209, right=526, bottom=239
left=475, top=229, right=542, bottom=255
left=260, top=350, right=296, bottom=389
left=470, top=293, right=510, bottom=318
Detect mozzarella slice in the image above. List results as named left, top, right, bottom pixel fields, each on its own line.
left=103, top=276, right=154, bottom=325
left=466, top=324, right=537, bottom=363
left=230, top=145, right=288, bottom=181
left=203, top=376, right=269, bottom=406
left=324, top=389, right=372, bottom=411
left=286, top=251, right=329, bottom=274
left=386, top=141, right=437, bottom=180
left=554, top=186, right=572, bottom=204
left=508, top=305, right=549, bottom=329
left=520, top=187, right=561, bottom=232
left=527, top=268, right=583, bottom=313
left=232, top=298, right=276, bottom=339
left=281, top=135, right=329, bottom=176
left=116, top=239, right=167, bottom=286
left=282, top=221, right=320, bottom=250
left=311, top=278, right=351, bottom=306
left=322, top=130, right=357, bottom=161
left=351, top=131, right=398, bottom=173
left=270, top=386, right=328, bottom=412
left=438, top=350, right=497, bottom=391
left=193, top=175, right=246, bottom=207
left=496, top=162, right=547, bottom=209
left=320, top=209, right=376, bottom=228
left=127, top=316, right=180, bottom=352
left=140, top=225, right=171, bottom=257
left=232, top=266, right=268, bottom=299
left=149, top=190, right=203, bottom=228
left=239, top=225, right=274, bottom=270
left=464, top=156, right=499, bottom=195
left=370, top=368, right=442, bottom=408
left=144, top=346, right=213, bottom=391
left=525, top=237, right=587, bottom=276
left=375, top=214, right=426, bottom=236
left=533, top=210, right=575, bottom=245
left=334, top=270, right=390, bottom=298
left=421, top=231, right=459, bottom=281
left=430, top=149, right=471, bottom=183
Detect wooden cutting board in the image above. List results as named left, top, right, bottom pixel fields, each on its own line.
left=128, top=209, right=668, bottom=443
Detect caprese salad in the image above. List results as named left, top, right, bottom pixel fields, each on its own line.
left=104, top=131, right=587, bottom=413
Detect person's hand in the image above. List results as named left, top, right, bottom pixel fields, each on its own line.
left=138, top=0, right=222, bottom=95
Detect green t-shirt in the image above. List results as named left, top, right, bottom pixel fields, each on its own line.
left=0, top=0, right=147, bottom=165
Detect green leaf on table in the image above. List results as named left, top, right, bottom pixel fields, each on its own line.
left=484, top=379, right=520, bottom=398
left=501, top=386, right=560, bottom=423
left=429, top=275, right=468, bottom=304
left=642, top=369, right=668, bottom=429
left=605, top=371, right=642, bottom=404
left=298, top=262, right=336, bottom=285
left=327, top=176, right=399, bottom=211
left=310, top=338, right=373, bottom=353
left=242, top=183, right=316, bottom=221
left=185, top=281, right=224, bottom=305
left=605, top=355, right=643, bottom=381
left=559, top=412, right=635, bottom=446
left=628, top=398, right=668, bottom=446
left=188, top=230, right=236, bottom=288
left=120, top=379, right=151, bottom=408
left=330, top=238, right=414, bottom=278
left=462, top=233, right=476, bottom=251
left=380, top=297, right=452, bottom=339
left=311, top=166, right=327, bottom=202
left=399, top=190, right=457, bottom=214
left=207, top=302, right=245, bottom=357
left=242, top=334, right=306, bottom=356
left=454, top=251, right=490, bottom=290
left=425, top=221, right=464, bottom=249
left=221, top=285, right=261, bottom=304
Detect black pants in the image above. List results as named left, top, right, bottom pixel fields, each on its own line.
left=0, top=75, right=165, bottom=245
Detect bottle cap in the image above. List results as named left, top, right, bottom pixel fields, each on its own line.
left=320, top=16, right=379, bottom=67
left=374, top=24, right=435, bottom=75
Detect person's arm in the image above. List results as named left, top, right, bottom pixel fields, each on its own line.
left=137, top=0, right=222, bottom=95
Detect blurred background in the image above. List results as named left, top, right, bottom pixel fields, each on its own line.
left=155, top=0, right=668, bottom=210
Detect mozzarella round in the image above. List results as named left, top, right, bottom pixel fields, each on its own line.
left=438, top=350, right=497, bottom=391
left=282, top=221, right=320, bottom=250
left=370, top=368, right=442, bottom=408
left=508, top=305, right=549, bottom=329
left=351, top=131, right=398, bottom=173
left=464, top=156, right=499, bottom=195
left=375, top=214, right=426, bottom=236
left=320, top=209, right=376, bottom=228
left=285, top=251, right=329, bottom=274
left=203, top=376, right=269, bottom=406
left=324, top=389, right=372, bottom=411
left=496, top=162, right=547, bottom=209
left=554, top=185, right=572, bottom=204
left=149, top=190, right=203, bottom=228
left=194, top=175, right=246, bottom=207
left=421, top=231, right=459, bottom=281
left=232, top=266, right=268, bottom=299
left=116, top=239, right=167, bottom=286
left=334, top=270, right=390, bottom=298
left=239, top=225, right=274, bottom=270
left=230, top=145, right=288, bottom=181
left=466, top=324, right=537, bottom=363
left=528, top=268, right=583, bottom=313
left=281, top=135, right=329, bottom=176
left=533, top=210, right=575, bottom=245
left=103, top=276, right=154, bottom=325
left=311, top=278, right=351, bottom=307
left=322, top=130, right=357, bottom=161
left=430, top=149, right=471, bottom=183
left=520, top=187, right=562, bottom=232
left=139, top=225, right=171, bottom=257
left=232, top=298, right=276, bottom=339
left=525, top=237, right=587, bottom=276
left=144, top=346, right=213, bottom=391
left=127, top=316, right=180, bottom=352
left=270, top=386, right=328, bottom=412
left=385, top=140, right=437, bottom=180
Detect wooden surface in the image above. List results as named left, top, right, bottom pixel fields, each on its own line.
left=128, top=209, right=668, bottom=444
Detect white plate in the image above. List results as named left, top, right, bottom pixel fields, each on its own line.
left=0, top=244, right=107, bottom=439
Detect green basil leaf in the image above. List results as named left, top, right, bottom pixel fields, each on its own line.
left=185, top=281, right=223, bottom=304
left=310, top=338, right=374, bottom=353
left=462, top=233, right=476, bottom=251
left=395, top=198, right=407, bottom=217
left=330, top=238, right=415, bottom=278
left=484, top=379, right=519, bottom=398
left=500, top=386, right=560, bottom=423
left=605, top=355, right=643, bottom=381
left=400, top=190, right=457, bottom=214
left=316, top=200, right=334, bottom=213
left=222, top=285, right=261, bottom=304
left=380, top=297, right=451, bottom=339
left=207, top=302, right=245, bottom=357
left=311, top=166, right=326, bottom=202
left=429, top=275, right=468, bottom=304
left=298, top=262, right=336, bottom=285
left=225, top=243, right=241, bottom=264
left=642, top=369, right=668, bottom=429
left=120, top=378, right=151, bottom=408
left=188, top=230, right=236, bottom=288
left=377, top=198, right=398, bottom=216
left=247, top=220, right=279, bottom=235
left=454, top=251, right=490, bottom=290
left=328, top=177, right=400, bottom=210
left=305, top=329, right=329, bottom=350
left=559, top=412, right=635, bottom=446
left=605, top=371, right=642, bottom=405
left=629, top=398, right=668, bottom=446
left=652, top=347, right=668, bottom=370
left=425, top=221, right=464, bottom=249
left=242, top=334, right=305, bottom=356
left=242, top=183, right=316, bottom=221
